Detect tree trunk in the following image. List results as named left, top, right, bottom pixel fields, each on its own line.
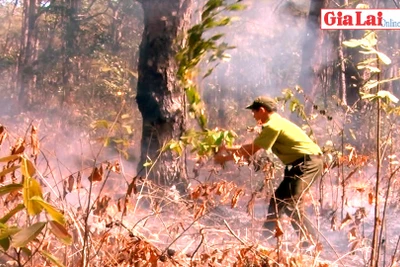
left=110, top=1, right=123, bottom=54
left=298, top=0, right=329, bottom=99
left=17, top=0, right=39, bottom=106
left=136, top=0, right=193, bottom=192
left=62, top=0, right=80, bottom=105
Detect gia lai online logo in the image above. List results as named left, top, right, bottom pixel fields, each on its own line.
left=321, top=9, right=400, bottom=30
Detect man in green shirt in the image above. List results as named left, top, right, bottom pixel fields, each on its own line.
left=214, top=96, right=323, bottom=246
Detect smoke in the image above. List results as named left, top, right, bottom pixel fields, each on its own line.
left=201, top=0, right=310, bottom=99
left=196, top=0, right=315, bottom=131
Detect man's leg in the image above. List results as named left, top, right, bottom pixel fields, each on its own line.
left=262, top=174, right=293, bottom=238
left=284, top=156, right=323, bottom=242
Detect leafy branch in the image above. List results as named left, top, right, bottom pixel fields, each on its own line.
left=177, top=0, right=245, bottom=130
left=0, top=154, right=71, bottom=267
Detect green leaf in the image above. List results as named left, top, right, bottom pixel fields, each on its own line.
left=0, top=237, right=10, bottom=250
left=104, top=137, right=110, bottom=147
left=40, top=250, right=66, bottom=267
left=226, top=3, right=247, bottom=11
left=0, top=184, right=23, bottom=197
left=376, top=51, right=391, bottom=65
left=199, top=114, right=207, bottom=130
left=21, top=157, right=35, bottom=178
left=49, top=221, right=72, bottom=245
left=359, top=49, right=376, bottom=55
left=216, top=17, right=231, bottom=27
left=143, top=161, right=153, bottom=167
left=11, top=222, right=46, bottom=248
left=0, top=204, right=24, bottom=224
left=363, top=80, right=379, bottom=90
left=30, top=196, right=65, bottom=225
left=361, top=93, right=377, bottom=100
left=91, top=120, right=109, bottom=129
left=210, top=33, right=224, bottom=41
left=0, top=226, right=20, bottom=240
left=23, top=178, right=43, bottom=215
left=122, top=125, right=133, bottom=134
left=357, top=65, right=381, bottom=73
left=342, top=39, right=362, bottom=48
left=356, top=3, right=370, bottom=8
left=377, top=90, right=399, bottom=103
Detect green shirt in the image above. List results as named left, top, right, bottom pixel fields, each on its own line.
left=254, top=113, right=322, bottom=165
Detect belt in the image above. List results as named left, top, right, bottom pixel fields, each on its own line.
left=286, top=154, right=322, bottom=167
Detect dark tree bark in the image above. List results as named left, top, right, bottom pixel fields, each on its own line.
left=298, top=0, right=329, bottom=99
left=136, top=0, right=193, bottom=192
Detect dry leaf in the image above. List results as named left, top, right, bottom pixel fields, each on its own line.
left=0, top=125, right=7, bottom=147
left=246, top=192, right=256, bottom=217
left=127, top=176, right=138, bottom=196
left=4, top=190, right=21, bottom=205
left=348, top=148, right=355, bottom=163
left=368, top=192, right=375, bottom=205
left=11, top=138, right=25, bottom=155
left=194, top=203, right=206, bottom=220
left=62, top=180, right=68, bottom=199
left=231, top=188, right=244, bottom=208
left=354, top=207, right=367, bottom=225
left=117, top=197, right=127, bottom=215
left=331, top=214, right=338, bottom=231
left=30, top=125, right=39, bottom=160
left=93, top=195, right=110, bottom=216
left=107, top=161, right=121, bottom=173
left=349, top=240, right=359, bottom=254
left=76, top=172, right=82, bottom=189
left=275, top=220, right=284, bottom=238
left=67, top=175, right=74, bottom=192
left=339, top=212, right=352, bottom=230
left=348, top=227, right=358, bottom=241
left=88, top=165, right=103, bottom=182
left=191, top=186, right=202, bottom=200
left=216, top=182, right=226, bottom=196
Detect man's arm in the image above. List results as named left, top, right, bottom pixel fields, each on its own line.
left=214, top=143, right=262, bottom=165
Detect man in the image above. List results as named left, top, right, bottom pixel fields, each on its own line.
left=214, top=96, right=323, bottom=246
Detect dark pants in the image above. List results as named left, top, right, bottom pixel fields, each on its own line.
left=263, top=155, right=323, bottom=242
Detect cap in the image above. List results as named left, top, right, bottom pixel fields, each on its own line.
left=245, top=96, right=277, bottom=111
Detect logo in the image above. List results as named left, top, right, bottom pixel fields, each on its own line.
left=321, top=9, right=400, bottom=30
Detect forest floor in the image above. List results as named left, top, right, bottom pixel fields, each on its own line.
left=1, top=109, right=400, bottom=267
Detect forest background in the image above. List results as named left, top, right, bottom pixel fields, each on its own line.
left=1, top=0, right=400, bottom=266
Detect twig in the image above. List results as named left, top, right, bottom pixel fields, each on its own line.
left=223, top=219, right=248, bottom=246
left=162, top=215, right=203, bottom=255
left=379, top=165, right=400, bottom=266
left=224, top=220, right=281, bottom=266
left=370, top=49, right=382, bottom=267
left=390, top=236, right=400, bottom=267
left=190, top=228, right=205, bottom=265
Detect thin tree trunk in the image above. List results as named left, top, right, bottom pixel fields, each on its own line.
left=136, top=0, right=193, bottom=192
left=338, top=30, right=347, bottom=105
left=62, top=0, right=80, bottom=105
left=110, top=1, right=123, bottom=54
left=17, top=0, right=38, bottom=106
